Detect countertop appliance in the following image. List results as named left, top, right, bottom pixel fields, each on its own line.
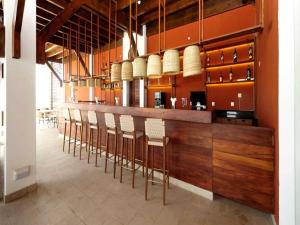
left=154, top=92, right=166, bottom=108
left=190, top=91, right=206, bottom=110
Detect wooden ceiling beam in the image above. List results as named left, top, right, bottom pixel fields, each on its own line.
left=46, top=61, right=63, bottom=87
left=117, top=0, right=138, bottom=10
left=12, top=0, right=25, bottom=59
left=139, top=0, right=198, bottom=25
left=37, top=0, right=88, bottom=64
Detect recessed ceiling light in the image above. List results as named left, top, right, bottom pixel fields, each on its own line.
left=137, top=0, right=141, bottom=5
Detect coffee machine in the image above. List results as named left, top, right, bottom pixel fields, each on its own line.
left=154, top=92, right=166, bottom=108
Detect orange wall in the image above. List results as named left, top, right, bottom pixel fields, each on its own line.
left=255, top=0, right=279, bottom=223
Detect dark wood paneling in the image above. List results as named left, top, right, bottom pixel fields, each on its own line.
left=212, top=124, right=274, bottom=212
left=58, top=104, right=274, bottom=212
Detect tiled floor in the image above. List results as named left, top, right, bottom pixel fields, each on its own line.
left=0, top=127, right=273, bottom=225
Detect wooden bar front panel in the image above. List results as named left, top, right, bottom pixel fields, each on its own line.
left=58, top=103, right=274, bottom=212
left=212, top=124, right=274, bottom=212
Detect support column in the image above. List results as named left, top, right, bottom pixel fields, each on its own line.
left=3, top=0, right=36, bottom=200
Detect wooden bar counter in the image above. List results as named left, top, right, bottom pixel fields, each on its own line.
left=59, top=103, right=274, bottom=213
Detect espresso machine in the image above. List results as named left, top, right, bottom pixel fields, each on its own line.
left=154, top=92, right=166, bottom=108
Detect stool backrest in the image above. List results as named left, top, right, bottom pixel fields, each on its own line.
left=88, top=111, right=98, bottom=125
left=104, top=113, right=116, bottom=129
left=63, top=108, right=70, bottom=120
left=145, top=118, right=165, bottom=139
left=120, top=115, right=134, bottom=132
left=73, top=109, right=82, bottom=122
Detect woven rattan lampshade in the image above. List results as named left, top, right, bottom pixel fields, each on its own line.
left=95, top=79, right=101, bottom=87
left=121, top=61, right=133, bottom=81
left=69, top=80, right=78, bottom=87
left=147, top=54, right=162, bottom=79
left=87, top=78, right=95, bottom=87
left=78, top=79, right=87, bottom=87
left=111, top=63, right=121, bottom=82
left=183, top=45, right=201, bottom=77
left=133, top=57, right=147, bottom=79
left=163, top=49, right=180, bottom=75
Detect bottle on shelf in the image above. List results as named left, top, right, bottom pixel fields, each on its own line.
left=246, top=65, right=252, bottom=80
left=233, top=49, right=238, bottom=63
left=206, top=54, right=211, bottom=66
left=229, top=68, right=233, bottom=82
left=207, top=72, right=211, bottom=83
left=248, top=45, right=253, bottom=60
left=220, top=51, right=224, bottom=64
left=219, top=72, right=223, bottom=83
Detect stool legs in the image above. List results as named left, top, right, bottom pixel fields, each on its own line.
left=62, top=122, right=67, bottom=152
left=95, top=128, right=100, bottom=167
left=68, top=122, right=72, bottom=154
left=163, top=138, right=166, bottom=205
left=88, top=128, right=93, bottom=164
left=145, top=138, right=149, bottom=201
left=120, top=137, right=124, bottom=183
left=132, top=137, right=136, bottom=188
left=104, top=132, right=109, bottom=173
left=144, top=137, right=169, bottom=205
left=79, top=125, right=83, bottom=160
left=73, top=124, right=78, bottom=157
left=113, top=133, right=117, bottom=179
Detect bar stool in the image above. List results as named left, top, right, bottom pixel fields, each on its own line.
left=119, top=115, right=144, bottom=188
left=104, top=113, right=118, bottom=178
left=62, top=108, right=73, bottom=153
left=87, top=110, right=102, bottom=166
left=144, top=118, right=170, bottom=205
left=73, top=109, right=85, bottom=160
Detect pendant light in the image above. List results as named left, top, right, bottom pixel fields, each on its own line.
left=121, top=60, right=133, bottom=81
left=122, top=0, right=133, bottom=81
left=133, top=57, right=147, bottom=78
left=183, top=0, right=203, bottom=77
left=111, top=62, right=121, bottom=82
left=162, top=0, right=180, bottom=75
left=111, top=2, right=121, bottom=83
left=147, top=0, right=163, bottom=79
left=132, top=1, right=147, bottom=79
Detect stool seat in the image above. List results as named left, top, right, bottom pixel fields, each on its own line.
left=90, top=124, right=98, bottom=130
left=148, top=137, right=169, bottom=147
left=75, top=122, right=83, bottom=126
left=123, top=131, right=144, bottom=139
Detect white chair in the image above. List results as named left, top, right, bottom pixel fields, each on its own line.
left=119, top=115, right=144, bottom=188
left=144, top=118, right=170, bottom=205
left=73, top=109, right=84, bottom=160
left=104, top=113, right=118, bottom=178
left=62, top=108, right=73, bottom=153
left=87, top=111, right=103, bottom=166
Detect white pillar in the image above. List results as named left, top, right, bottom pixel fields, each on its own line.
left=89, top=52, right=94, bottom=101
left=122, top=81, right=129, bottom=107
left=278, top=0, right=297, bottom=225
left=3, top=0, right=36, bottom=196
left=294, top=0, right=300, bottom=224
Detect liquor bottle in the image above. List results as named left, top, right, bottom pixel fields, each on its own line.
left=248, top=46, right=253, bottom=60
left=206, top=54, right=211, bottom=66
left=246, top=66, right=252, bottom=80
left=220, top=51, right=224, bottom=64
left=229, top=68, right=233, bottom=82
left=207, top=72, right=211, bottom=83
left=233, top=49, right=238, bottom=63
left=219, top=72, right=223, bottom=83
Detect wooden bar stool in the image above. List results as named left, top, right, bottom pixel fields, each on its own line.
left=62, top=108, right=73, bottom=153
left=144, top=118, right=170, bottom=205
left=119, top=115, right=144, bottom=188
left=73, top=109, right=85, bottom=160
left=104, top=113, right=118, bottom=178
left=87, top=110, right=102, bottom=166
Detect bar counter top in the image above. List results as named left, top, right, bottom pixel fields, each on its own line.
left=63, top=102, right=213, bottom=124
left=59, top=102, right=275, bottom=213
